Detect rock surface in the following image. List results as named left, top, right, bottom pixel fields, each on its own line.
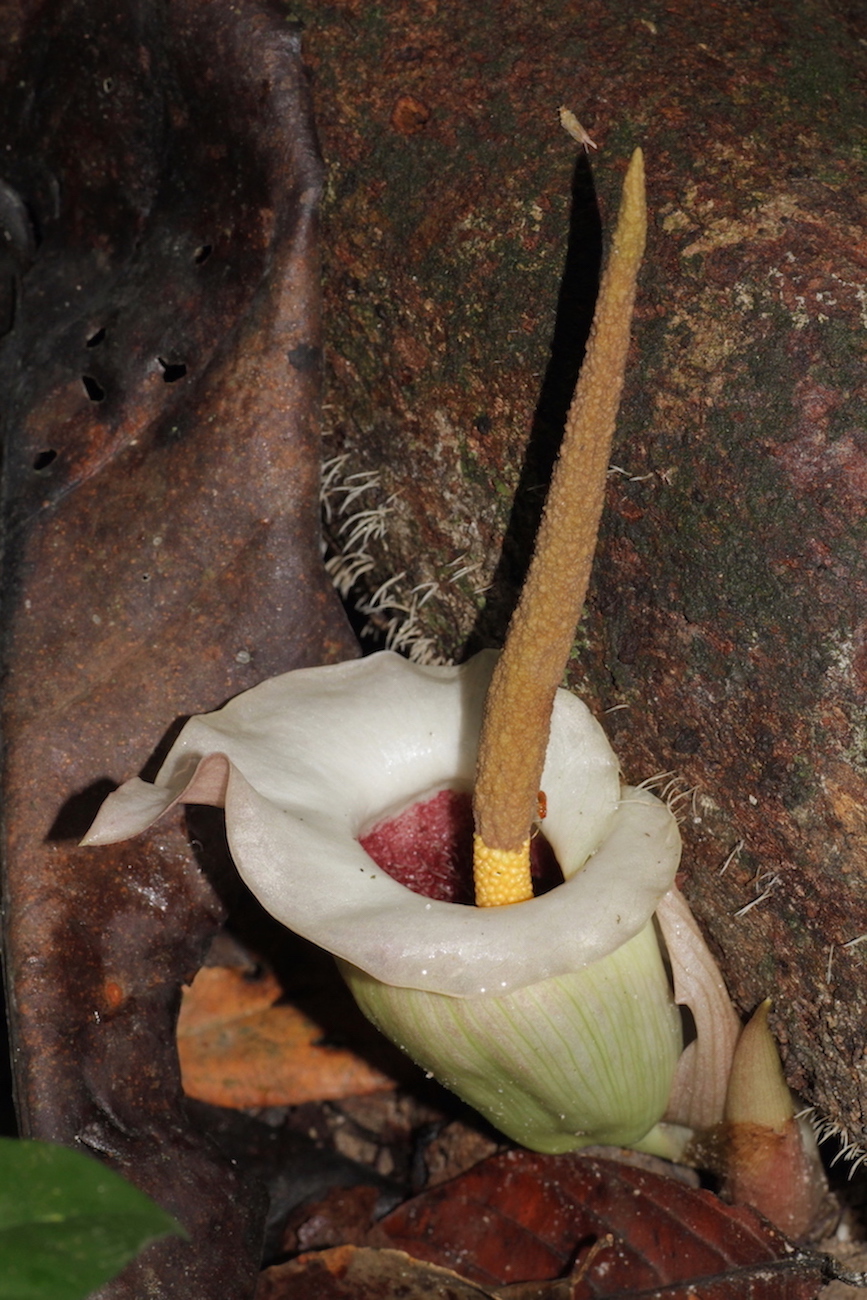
left=302, top=0, right=867, bottom=1148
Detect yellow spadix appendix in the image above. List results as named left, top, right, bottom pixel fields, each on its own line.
left=472, top=147, right=645, bottom=909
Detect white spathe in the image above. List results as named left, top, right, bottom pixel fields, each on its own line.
left=85, top=650, right=679, bottom=997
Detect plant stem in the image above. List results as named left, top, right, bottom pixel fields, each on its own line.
left=472, top=147, right=646, bottom=908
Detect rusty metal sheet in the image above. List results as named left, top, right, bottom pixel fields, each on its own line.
left=0, top=1, right=355, bottom=1295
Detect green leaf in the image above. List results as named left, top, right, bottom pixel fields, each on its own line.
left=0, top=1138, right=186, bottom=1300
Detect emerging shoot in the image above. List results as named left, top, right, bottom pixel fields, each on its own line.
left=723, top=999, right=825, bottom=1238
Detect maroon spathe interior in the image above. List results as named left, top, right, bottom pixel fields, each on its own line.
left=359, top=789, right=564, bottom=905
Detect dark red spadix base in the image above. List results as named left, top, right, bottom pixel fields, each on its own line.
left=360, top=789, right=563, bottom=905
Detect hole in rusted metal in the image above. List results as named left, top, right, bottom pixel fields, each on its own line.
left=81, top=374, right=105, bottom=401
left=157, top=357, right=187, bottom=383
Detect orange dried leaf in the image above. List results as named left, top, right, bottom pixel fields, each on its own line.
left=177, top=966, right=397, bottom=1108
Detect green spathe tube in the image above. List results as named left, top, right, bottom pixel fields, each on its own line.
left=340, top=920, right=682, bottom=1155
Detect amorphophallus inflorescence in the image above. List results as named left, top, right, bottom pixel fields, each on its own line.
left=85, top=145, right=746, bottom=1161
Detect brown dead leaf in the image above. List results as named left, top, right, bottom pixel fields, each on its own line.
left=282, top=1185, right=384, bottom=1255
left=178, top=966, right=398, bottom=1108
left=819, top=1242, right=867, bottom=1300
left=256, top=1245, right=498, bottom=1300
left=375, top=1150, right=831, bottom=1297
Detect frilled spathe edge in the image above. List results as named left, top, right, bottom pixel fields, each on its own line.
left=84, top=650, right=682, bottom=998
